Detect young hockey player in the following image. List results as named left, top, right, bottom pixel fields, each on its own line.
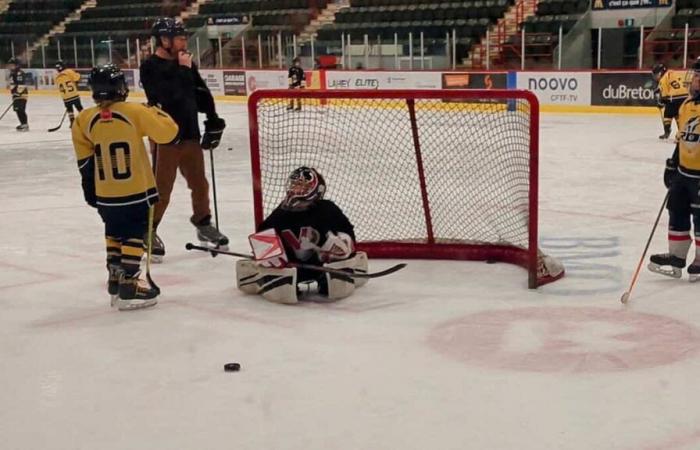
left=71, top=64, right=179, bottom=310
left=7, top=58, right=29, bottom=131
left=139, top=17, right=228, bottom=262
left=54, top=60, right=83, bottom=126
left=236, top=167, right=368, bottom=304
left=653, top=63, right=689, bottom=140
left=649, top=59, right=700, bottom=281
left=287, top=57, right=305, bottom=111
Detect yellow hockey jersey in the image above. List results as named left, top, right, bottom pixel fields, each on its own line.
left=55, top=69, right=81, bottom=102
left=72, top=102, right=178, bottom=207
left=658, top=70, right=689, bottom=102
left=677, top=98, right=700, bottom=175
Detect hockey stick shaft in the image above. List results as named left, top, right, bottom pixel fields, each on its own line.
left=146, top=205, right=160, bottom=294
left=0, top=103, right=13, bottom=121
left=185, top=243, right=406, bottom=279
left=621, top=190, right=670, bottom=304
left=47, top=110, right=68, bottom=132
left=208, top=149, right=220, bottom=230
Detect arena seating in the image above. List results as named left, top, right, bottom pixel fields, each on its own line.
left=0, top=0, right=83, bottom=62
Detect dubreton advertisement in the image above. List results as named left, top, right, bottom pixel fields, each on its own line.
left=516, top=72, right=592, bottom=106
left=590, top=72, right=657, bottom=107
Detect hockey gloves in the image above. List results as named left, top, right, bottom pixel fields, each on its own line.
left=319, top=232, right=355, bottom=263
left=249, top=229, right=288, bottom=268
left=78, top=157, right=97, bottom=208
left=664, top=158, right=678, bottom=188
left=201, top=116, right=226, bottom=150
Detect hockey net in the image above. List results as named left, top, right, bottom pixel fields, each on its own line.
left=248, top=89, right=563, bottom=288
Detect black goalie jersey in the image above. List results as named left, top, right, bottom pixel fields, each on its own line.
left=258, top=199, right=355, bottom=265
left=288, top=66, right=305, bottom=88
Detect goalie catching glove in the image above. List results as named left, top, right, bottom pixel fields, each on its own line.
left=319, top=232, right=354, bottom=263
left=201, top=116, right=225, bottom=150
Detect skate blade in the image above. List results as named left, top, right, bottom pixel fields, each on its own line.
left=116, top=298, right=158, bottom=311
left=648, top=263, right=683, bottom=279
left=110, top=294, right=118, bottom=307
left=689, top=274, right=700, bottom=283
left=200, top=241, right=229, bottom=251
left=149, top=254, right=163, bottom=264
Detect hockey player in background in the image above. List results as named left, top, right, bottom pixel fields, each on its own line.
left=140, top=17, right=228, bottom=262
left=236, top=167, right=368, bottom=304
left=71, top=64, right=179, bottom=310
left=287, top=57, right=305, bottom=111
left=7, top=58, right=29, bottom=131
left=653, top=63, right=689, bottom=139
left=54, top=60, right=83, bottom=126
left=649, top=59, right=700, bottom=281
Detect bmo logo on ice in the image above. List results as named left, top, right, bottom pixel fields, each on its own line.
left=517, top=72, right=591, bottom=106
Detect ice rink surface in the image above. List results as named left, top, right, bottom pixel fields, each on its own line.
left=2, top=95, right=700, bottom=450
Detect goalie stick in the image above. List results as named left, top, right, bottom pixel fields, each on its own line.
left=185, top=242, right=406, bottom=279
left=47, top=110, right=68, bottom=132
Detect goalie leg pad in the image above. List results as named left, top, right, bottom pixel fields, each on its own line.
left=323, top=252, right=368, bottom=300
left=236, top=260, right=298, bottom=304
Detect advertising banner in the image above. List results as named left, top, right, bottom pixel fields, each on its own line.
left=516, top=72, right=591, bottom=106
left=245, top=70, right=288, bottom=92
left=223, top=70, right=247, bottom=95
left=200, top=69, right=225, bottom=96
left=591, top=72, right=657, bottom=106
left=441, top=72, right=507, bottom=90
left=592, top=0, right=671, bottom=9
left=325, top=71, right=441, bottom=90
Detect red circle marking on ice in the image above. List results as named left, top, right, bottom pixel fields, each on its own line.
left=427, top=307, right=700, bottom=373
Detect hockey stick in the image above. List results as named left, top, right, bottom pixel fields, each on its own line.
left=620, top=190, right=670, bottom=304
left=185, top=243, right=407, bottom=279
left=47, top=110, right=68, bottom=132
left=208, top=147, right=220, bottom=230
left=0, top=103, right=12, bottom=121
left=146, top=205, right=161, bottom=294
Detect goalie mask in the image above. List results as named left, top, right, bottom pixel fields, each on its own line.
left=282, top=166, right=326, bottom=211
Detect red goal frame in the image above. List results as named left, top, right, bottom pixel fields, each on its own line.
left=248, top=89, right=542, bottom=288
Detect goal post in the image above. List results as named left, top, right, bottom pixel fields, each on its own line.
left=248, top=89, right=562, bottom=289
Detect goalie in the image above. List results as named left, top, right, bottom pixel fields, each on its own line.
left=236, top=167, right=368, bottom=304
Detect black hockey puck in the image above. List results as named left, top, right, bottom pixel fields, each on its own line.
left=224, top=362, right=241, bottom=372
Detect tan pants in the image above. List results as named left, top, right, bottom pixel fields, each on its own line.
left=151, top=139, right=211, bottom=226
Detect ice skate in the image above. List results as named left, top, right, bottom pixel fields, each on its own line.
left=16, top=124, right=28, bottom=132
left=107, top=264, right=122, bottom=307
left=196, top=223, right=229, bottom=250
left=191, top=215, right=228, bottom=252
left=688, top=261, right=700, bottom=283
left=116, top=272, right=158, bottom=311
left=648, top=253, right=685, bottom=279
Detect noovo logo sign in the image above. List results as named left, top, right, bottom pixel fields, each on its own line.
left=528, top=77, right=579, bottom=91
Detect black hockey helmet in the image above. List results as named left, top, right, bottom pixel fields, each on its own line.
left=88, top=64, right=129, bottom=102
left=282, top=167, right=326, bottom=211
left=55, top=60, right=65, bottom=72
left=292, top=56, right=301, bottom=65
left=689, top=58, right=700, bottom=99
left=652, top=63, right=667, bottom=79
left=7, top=57, right=20, bottom=67
left=151, top=17, right=187, bottom=44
